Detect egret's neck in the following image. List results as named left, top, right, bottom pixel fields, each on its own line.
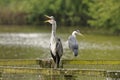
left=51, top=21, right=57, bottom=37
left=72, top=31, right=76, bottom=37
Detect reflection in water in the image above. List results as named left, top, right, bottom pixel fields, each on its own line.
left=0, top=33, right=120, bottom=64
left=79, top=41, right=120, bottom=50
left=0, top=33, right=120, bottom=50
left=0, top=33, right=50, bottom=48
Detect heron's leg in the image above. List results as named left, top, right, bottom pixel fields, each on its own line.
left=56, top=53, right=60, bottom=68
left=50, top=51, right=56, bottom=63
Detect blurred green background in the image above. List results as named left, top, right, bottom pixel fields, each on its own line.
left=0, top=0, right=120, bottom=35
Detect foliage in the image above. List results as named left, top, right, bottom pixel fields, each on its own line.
left=88, top=0, right=120, bottom=34
left=0, top=0, right=120, bottom=34
left=0, top=0, right=89, bottom=25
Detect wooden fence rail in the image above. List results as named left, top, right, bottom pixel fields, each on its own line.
left=0, top=66, right=120, bottom=78
left=0, top=66, right=106, bottom=76
left=0, top=59, right=120, bottom=66
left=0, top=59, right=120, bottom=80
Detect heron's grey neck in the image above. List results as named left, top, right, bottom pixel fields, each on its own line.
left=51, top=21, right=57, bottom=38
left=72, top=31, right=76, bottom=37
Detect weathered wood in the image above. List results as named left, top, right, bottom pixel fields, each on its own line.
left=106, top=71, right=120, bottom=80
left=0, top=59, right=120, bottom=66
left=0, top=72, right=2, bottom=80
left=0, top=66, right=120, bottom=79
left=0, top=59, right=40, bottom=66
left=64, top=75, right=75, bottom=80
left=62, top=60, right=120, bottom=65
left=0, top=66, right=106, bottom=77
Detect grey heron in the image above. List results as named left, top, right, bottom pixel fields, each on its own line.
left=68, top=30, right=83, bottom=56
left=45, top=15, right=63, bottom=68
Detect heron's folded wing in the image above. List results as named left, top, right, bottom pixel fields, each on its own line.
left=56, top=38, right=63, bottom=57
left=68, top=36, right=78, bottom=51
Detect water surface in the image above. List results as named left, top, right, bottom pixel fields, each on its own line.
left=0, top=32, right=120, bottom=60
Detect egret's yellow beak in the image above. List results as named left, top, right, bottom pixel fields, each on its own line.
left=44, top=15, right=51, bottom=23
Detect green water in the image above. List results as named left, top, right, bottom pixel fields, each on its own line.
left=0, top=25, right=120, bottom=60
left=0, top=25, right=120, bottom=80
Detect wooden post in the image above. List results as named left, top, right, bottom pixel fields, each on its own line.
left=106, top=71, right=120, bottom=80
left=38, top=59, right=63, bottom=80
left=64, top=75, right=76, bottom=80
left=39, top=59, right=76, bottom=80
left=0, top=72, right=2, bottom=80
left=61, top=60, right=76, bottom=80
left=39, top=59, right=54, bottom=68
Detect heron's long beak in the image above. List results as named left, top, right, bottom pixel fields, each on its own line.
left=44, top=15, right=51, bottom=23
left=44, top=15, right=51, bottom=19
left=44, top=20, right=50, bottom=23
left=78, top=33, right=84, bottom=37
